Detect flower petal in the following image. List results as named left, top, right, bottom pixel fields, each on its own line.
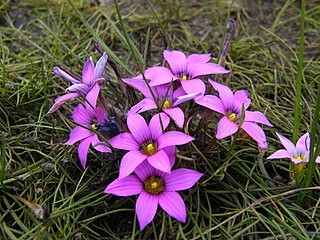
left=164, top=168, right=202, bottom=191
left=164, top=146, right=176, bottom=168
left=104, top=175, right=143, bottom=196
left=47, top=92, right=80, bottom=114
left=78, top=136, right=93, bottom=169
left=136, top=191, right=158, bottom=230
left=147, top=149, right=171, bottom=174
left=234, top=90, right=251, bottom=111
left=173, top=91, right=202, bottom=107
left=267, top=149, right=291, bottom=160
left=119, top=150, right=147, bottom=179
left=134, top=161, right=156, bottom=182
left=216, top=116, right=238, bottom=139
left=315, top=156, right=320, bottom=164
left=146, top=66, right=177, bottom=86
left=149, top=112, right=170, bottom=139
left=195, top=95, right=225, bottom=115
left=122, top=78, right=153, bottom=98
left=127, top=113, right=151, bottom=145
left=129, top=98, right=157, bottom=114
left=191, top=63, right=229, bottom=78
left=163, top=107, right=185, bottom=128
left=94, top=52, right=108, bottom=79
left=163, top=50, right=187, bottom=75
left=66, top=83, right=90, bottom=95
left=275, top=132, right=296, bottom=155
left=296, top=132, right=310, bottom=153
left=65, top=126, right=92, bottom=145
left=159, top=192, right=186, bottom=223
left=91, top=134, right=111, bottom=153
left=82, top=57, right=95, bottom=86
left=85, top=83, right=100, bottom=113
left=53, top=66, right=80, bottom=85
left=72, top=103, right=92, bottom=125
left=208, top=79, right=234, bottom=111
left=94, top=107, right=107, bottom=122
left=157, top=131, right=194, bottom=149
left=241, top=122, right=268, bottom=149
left=186, top=53, right=211, bottom=65
left=181, top=79, right=205, bottom=96
left=244, top=111, right=273, bottom=126
left=109, top=132, right=139, bottom=150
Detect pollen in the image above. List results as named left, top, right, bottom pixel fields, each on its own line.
left=162, top=100, right=172, bottom=109
left=181, top=75, right=187, bottom=81
left=141, top=142, right=158, bottom=156
left=228, top=113, right=237, bottom=122
left=144, top=176, right=164, bottom=195
left=91, top=123, right=97, bottom=130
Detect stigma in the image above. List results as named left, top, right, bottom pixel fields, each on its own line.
left=144, top=176, right=164, bottom=195
left=162, top=100, right=172, bottom=109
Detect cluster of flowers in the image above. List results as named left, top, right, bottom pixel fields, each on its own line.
left=48, top=49, right=319, bottom=229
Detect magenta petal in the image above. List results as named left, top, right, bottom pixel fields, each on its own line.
left=163, top=50, right=187, bottom=75
left=72, top=104, right=92, bottom=125
left=191, top=63, right=229, bottom=78
left=163, top=107, right=185, bottom=128
left=291, top=157, right=304, bottom=164
left=296, top=132, right=310, bottom=153
left=157, top=131, right=194, bottom=149
left=85, top=84, right=100, bottom=114
left=181, top=79, right=205, bottom=96
left=173, top=91, right=202, bottom=107
left=65, top=126, right=92, bottom=145
left=147, top=150, right=171, bottom=174
left=47, top=92, right=80, bottom=114
left=208, top=79, right=234, bottom=111
left=244, top=111, right=273, bottom=126
left=104, top=175, right=143, bottom=196
left=158, top=192, right=186, bottom=223
left=119, top=150, right=147, bottom=179
left=94, top=107, right=107, bottom=122
left=109, top=133, right=139, bottom=150
left=186, top=53, right=211, bottom=65
left=78, top=136, right=93, bottom=169
left=315, top=156, right=320, bottom=164
left=129, top=98, right=157, bottom=114
left=136, top=191, right=158, bottom=230
left=275, top=133, right=296, bottom=155
left=127, top=113, right=151, bottom=145
left=163, top=146, right=176, bottom=168
left=195, top=95, right=225, bottom=115
left=134, top=161, right=156, bottom=182
left=172, top=87, right=187, bottom=99
left=164, top=169, right=202, bottom=191
left=149, top=112, right=170, bottom=139
left=91, top=134, right=111, bottom=153
left=94, top=52, right=108, bottom=79
left=122, top=78, right=153, bottom=98
left=234, top=90, right=251, bottom=111
left=146, top=67, right=176, bottom=86
left=241, top=122, right=268, bottom=149
left=66, top=83, right=90, bottom=95
left=216, top=116, right=238, bottom=139
left=267, top=149, right=291, bottom=160
left=82, top=57, right=95, bottom=86
left=53, top=66, right=80, bottom=85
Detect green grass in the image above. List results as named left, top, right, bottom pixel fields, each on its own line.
left=1, top=0, right=320, bottom=239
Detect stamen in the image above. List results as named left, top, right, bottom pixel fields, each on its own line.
left=144, top=176, right=164, bottom=195
left=228, top=113, right=237, bottom=122
left=141, top=142, right=158, bottom=156
left=162, top=100, right=172, bottom=109
left=91, top=124, right=97, bottom=130
left=181, top=75, right=187, bottom=81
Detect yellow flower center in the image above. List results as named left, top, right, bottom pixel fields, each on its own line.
left=144, top=176, right=164, bottom=195
left=293, top=154, right=307, bottom=162
left=162, top=100, right=172, bottom=109
left=181, top=75, right=187, bottom=81
left=91, top=123, right=97, bottom=130
left=141, top=142, right=158, bottom=156
left=227, top=112, right=237, bottom=122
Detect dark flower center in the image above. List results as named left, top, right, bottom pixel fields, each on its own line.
left=144, top=176, right=164, bottom=195
left=141, top=141, right=158, bottom=156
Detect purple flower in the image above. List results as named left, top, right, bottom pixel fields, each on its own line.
left=47, top=52, right=108, bottom=114
left=267, top=132, right=320, bottom=164
left=196, top=80, right=273, bottom=148
left=122, top=78, right=201, bottom=128
left=65, top=84, right=111, bottom=168
left=142, top=50, right=229, bottom=95
left=104, top=161, right=203, bottom=230
left=109, top=112, right=194, bottom=178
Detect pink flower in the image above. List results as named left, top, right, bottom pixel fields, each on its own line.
left=109, top=112, right=194, bottom=178
left=47, top=52, right=108, bottom=114
left=65, top=85, right=111, bottom=168
left=104, top=161, right=203, bottom=230
left=143, top=50, right=229, bottom=95
left=196, top=80, right=273, bottom=148
left=122, top=78, right=201, bottom=128
left=267, top=132, right=320, bottom=164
